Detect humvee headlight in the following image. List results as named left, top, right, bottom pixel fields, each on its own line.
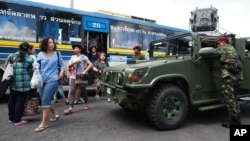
left=117, top=73, right=123, bottom=85
left=127, top=74, right=132, bottom=81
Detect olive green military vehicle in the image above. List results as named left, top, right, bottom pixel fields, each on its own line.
left=101, top=32, right=250, bottom=130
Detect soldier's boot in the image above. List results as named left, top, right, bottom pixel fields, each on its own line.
left=221, top=115, right=241, bottom=128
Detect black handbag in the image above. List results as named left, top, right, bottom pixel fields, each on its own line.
left=56, top=51, right=69, bottom=85
left=59, top=72, right=69, bottom=85
left=75, top=74, right=88, bottom=85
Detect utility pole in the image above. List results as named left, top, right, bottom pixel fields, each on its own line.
left=70, top=0, right=74, bottom=8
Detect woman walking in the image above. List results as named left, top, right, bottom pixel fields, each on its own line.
left=34, top=37, right=64, bottom=132
left=64, top=44, right=92, bottom=115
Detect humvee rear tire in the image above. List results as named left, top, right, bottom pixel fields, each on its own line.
left=147, top=84, right=188, bottom=130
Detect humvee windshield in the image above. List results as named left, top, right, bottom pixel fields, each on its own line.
left=150, top=34, right=193, bottom=58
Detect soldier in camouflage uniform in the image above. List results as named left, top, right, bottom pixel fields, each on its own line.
left=214, top=36, right=242, bottom=128
left=131, top=45, right=145, bottom=61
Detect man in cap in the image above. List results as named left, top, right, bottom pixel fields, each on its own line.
left=215, top=36, right=242, bottom=128
left=131, top=45, right=145, bottom=61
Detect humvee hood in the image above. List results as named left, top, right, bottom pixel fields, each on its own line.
left=105, top=60, right=179, bottom=71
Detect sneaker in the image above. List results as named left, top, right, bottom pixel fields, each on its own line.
left=14, top=120, right=28, bottom=126
left=95, top=95, right=100, bottom=100
left=8, top=120, right=13, bottom=123
left=107, top=98, right=111, bottom=103
left=78, top=98, right=85, bottom=104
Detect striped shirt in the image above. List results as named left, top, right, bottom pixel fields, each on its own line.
left=10, top=51, right=34, bottom=92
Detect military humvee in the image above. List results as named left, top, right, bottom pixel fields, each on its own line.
left=101, top=32, right=250, bottom=130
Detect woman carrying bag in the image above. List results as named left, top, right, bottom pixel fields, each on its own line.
left=8, top=42, right=34, bottom=126
left=64, top=44, right=92, bottom=115
left=34, top=37, right=64, bottom=132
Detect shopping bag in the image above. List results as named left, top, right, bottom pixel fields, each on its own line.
left=23, top=97, right=40, bottom=116
left=1, top=59, right=14, bottom=96
left=30, top=71, right=43, bottom=88
left=2, top=61, right=14, bottom=82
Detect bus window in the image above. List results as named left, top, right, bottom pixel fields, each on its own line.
left=110, top=20, right=169, bottom=51
left=0, top=3, right=37, bottom=42
left=110, top=20, right=140, bottom=49
left=37, top=9, right=82, bottom=44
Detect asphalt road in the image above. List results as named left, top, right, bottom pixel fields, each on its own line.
left=0, top=96, right=250, bottom=141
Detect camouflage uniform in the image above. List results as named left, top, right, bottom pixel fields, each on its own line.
left=214, top=44, right=242, bottom=118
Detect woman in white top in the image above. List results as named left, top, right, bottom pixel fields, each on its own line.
left=64, top=44, right=92, bottom=115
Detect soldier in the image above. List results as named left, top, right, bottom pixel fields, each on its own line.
left=131, top=45, right=145, bottom=61
left=215, top=36, right=242, bottom=128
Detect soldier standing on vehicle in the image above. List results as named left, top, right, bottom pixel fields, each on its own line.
left=131, top=45, right=145, bottom=61
left=215, top=36, right=242, bottom=128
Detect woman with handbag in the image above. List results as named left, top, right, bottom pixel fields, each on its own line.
left=64, top=44, right=92, bottom=115
left=34, top=37, right=64, bottom=132
left=7, top=42, right=34, bottom=126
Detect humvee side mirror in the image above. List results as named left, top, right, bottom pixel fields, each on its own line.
left=199, top=47, right=215, bottom=57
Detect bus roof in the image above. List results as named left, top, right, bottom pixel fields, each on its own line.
left=5, top=0, right=190, bottom=33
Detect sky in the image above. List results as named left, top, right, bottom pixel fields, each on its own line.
left=27, top=0, right=250, bottom=37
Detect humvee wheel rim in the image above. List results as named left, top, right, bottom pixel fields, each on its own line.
left=162, top=96, right=180, bottom=120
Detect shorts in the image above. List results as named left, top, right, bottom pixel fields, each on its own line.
left=95, top=79, right=102, bottom=87
left=40, top=80, right=58, bottom=108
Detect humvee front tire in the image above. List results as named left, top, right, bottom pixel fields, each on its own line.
left=119, top=103, right=129, bottom=110
left=147, top=84, right=188, bottom=130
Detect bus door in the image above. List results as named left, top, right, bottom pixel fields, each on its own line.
left=86, top=31, right=108, bottom=54
left=82, top=16, right=109, bottom=55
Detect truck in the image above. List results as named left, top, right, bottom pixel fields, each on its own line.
left=101, top=32, right=250, bottom=130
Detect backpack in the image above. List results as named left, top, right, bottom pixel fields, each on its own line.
left=228, top=55, right=242, bottom=74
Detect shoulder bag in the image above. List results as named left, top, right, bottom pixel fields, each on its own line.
left=75, top=63, right=88, bottom=85
left=56, top=51, right=69, bottom=85
left=0, top=56, right=15, bottom=96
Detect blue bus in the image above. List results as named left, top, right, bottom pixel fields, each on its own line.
left=0, top=0, right=189, bottom=81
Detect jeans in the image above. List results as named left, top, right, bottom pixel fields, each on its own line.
left=40, top=80, right=58, bottom=108
left=8, top=90, right=28, bottom=123
left=69, top=78, right=88, bottom=107
left=53, top=85, right=66, bottom=100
